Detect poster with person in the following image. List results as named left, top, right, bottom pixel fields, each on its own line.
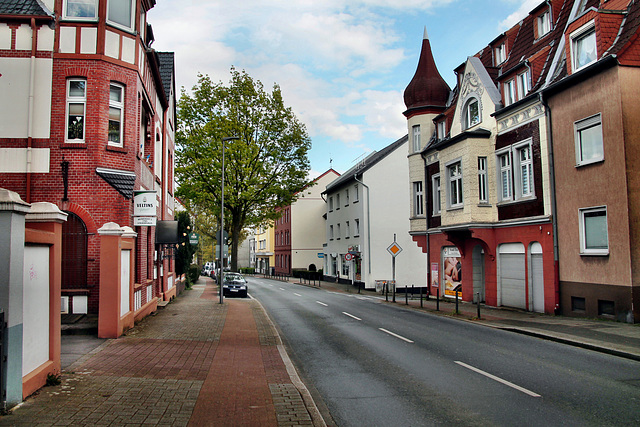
left=442, top=246, right=462, bottom=299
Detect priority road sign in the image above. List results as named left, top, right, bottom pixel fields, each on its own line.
left=387, top=242, right=402, bottom=257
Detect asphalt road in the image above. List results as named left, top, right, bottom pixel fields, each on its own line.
left=246, top=276, right=640, bottom=427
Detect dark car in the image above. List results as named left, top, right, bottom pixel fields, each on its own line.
left=222, top=273, right=248, bottom=298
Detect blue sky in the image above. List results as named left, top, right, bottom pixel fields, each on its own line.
left=148, top=0, right=541, bottom=177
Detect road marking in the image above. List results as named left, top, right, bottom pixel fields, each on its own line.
left=316, top=301, right=328, bottom=306
left=294, top=293, right=302, bottom=297
left=379, top=328, right=414, bottom=343
left=279, top=288, right=285, bottom=291
left=342, top=312, right=361, bottom=321
left=455, top=361, right=541, bottom=397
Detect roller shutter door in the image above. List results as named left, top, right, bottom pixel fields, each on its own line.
left=499, top=244, right=526, bottom=309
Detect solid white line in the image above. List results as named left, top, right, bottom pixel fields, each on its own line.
left=342, top=312, right=362, bottom=321
left=379, top=328, right=414, bottom=343
left=316, top=301, right=328, bottom=306
left=279, top=288, right=285, bottom=291
left=294, top=293, right=302, bottom=297
left=455, top=361, right=541, bottom=397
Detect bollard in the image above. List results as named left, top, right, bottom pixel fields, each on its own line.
left=392, top=283, right=396, bottom=303
left=405, top=285, right=408, bottom=305
left=385, top=282, right=388, bottom=302
left=420, top=286, right=423, bottom=308
left=477, top=292, right=481, bottom=319
left=436, top=288, right=440, bottom=311
left=455, top=290, right=460, bottom=314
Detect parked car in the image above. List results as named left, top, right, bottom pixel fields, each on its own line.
left=222, top=273, right=248, bottom=298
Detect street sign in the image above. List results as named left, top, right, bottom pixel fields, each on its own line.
left=189, top=232, right=199, bottom=245
left=216, top=230, right=229, bottom=243
left=387, top=242, right=402, bottom=257
left=345, top=253, right=354, bottom=261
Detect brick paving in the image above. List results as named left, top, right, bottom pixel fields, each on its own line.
left=0, top=278, right=322, bottom=427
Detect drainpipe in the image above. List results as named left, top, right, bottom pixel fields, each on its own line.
left=354, top=175, right=371, bottom=274
left=539, top=92, right=560, bottom=314
left=422, top=150, right=431, bottom=296
left=26, top=18, right=37, bottom=203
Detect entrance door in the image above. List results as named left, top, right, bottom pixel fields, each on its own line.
left=499, top=243, right=526, bottom=309
left=62, top=212, right=87, bottom=289
left=472, top=245, right=485, bottom=303
left=530, top=242, right=544, bottom=313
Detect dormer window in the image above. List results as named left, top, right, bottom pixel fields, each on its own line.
left=537, top=11, right=551, bottom=38
left=504, top=79, right=515, bottom=106
left=64, top=0, right=98, bottom=20
left=463, top=98, right=480, bottom=129
left=517, top=70, right=531, bottom=100
left=436, top=121, right=446, bottom=141
left=495, top=43, right=506, bottom=65
left=571, top=23, right=597, bottom=72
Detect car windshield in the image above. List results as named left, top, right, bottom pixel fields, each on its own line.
left=225, top=274, right=243, bottom=282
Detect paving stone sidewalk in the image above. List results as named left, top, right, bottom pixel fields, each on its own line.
left=0, top=278, right=321, bottom=427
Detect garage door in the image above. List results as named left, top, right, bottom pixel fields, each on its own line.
left=499, top=243, right=526, bottom=309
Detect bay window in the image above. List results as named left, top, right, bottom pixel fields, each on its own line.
left=64, top=0, right=98, bottom=20
left=107, top=0, right=136, bottom=31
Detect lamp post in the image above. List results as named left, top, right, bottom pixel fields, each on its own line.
left=219, top=136, right=239, bottom=304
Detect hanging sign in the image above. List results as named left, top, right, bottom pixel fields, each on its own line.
left=133, top=190, right=157, bottom=216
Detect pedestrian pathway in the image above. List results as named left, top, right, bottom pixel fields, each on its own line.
left=0, top=277, right=323, bottom=426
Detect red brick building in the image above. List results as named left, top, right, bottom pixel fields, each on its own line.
left=0, top=0, right=176, bottom=320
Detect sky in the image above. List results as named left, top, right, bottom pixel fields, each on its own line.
left=148, top=0, right=542, bottom=178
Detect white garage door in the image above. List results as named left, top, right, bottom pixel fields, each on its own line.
left=499, top=243, right=526, bottom=310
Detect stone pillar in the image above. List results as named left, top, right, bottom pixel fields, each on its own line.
left=0, top=189, right=31, bottom=407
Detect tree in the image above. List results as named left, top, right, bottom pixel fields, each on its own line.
left=176, top=68, right=311, bottom=271
left=175, top=210, right=197, bottom=279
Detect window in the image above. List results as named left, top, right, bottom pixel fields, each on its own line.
left=329, top=196, right=333, bottom=211
left=495, top=43, right=506, bottom=65
left=447, top=162, right=463, bottom=208
left=109, top=83, right=124, bottom=146
left=354, top=218, right=360, bottom=236
left=336, top=193, right=340, bottom=209
left=571, top=24, right=596, bottom=71
left=504, top=79, right=515, bottom=106
left=345, top=221, right=350, bottom=238
left=345, top=189, right=349, bottom=206
left=579, top=206, right=608, bottom=255
left=412, top=125, right=421, bottom=152
left=66, top=78, right=86, bottom=143
left=437, top=121, right=446, bottom=141
left=575, top=114, right=603, bottom=166
left=517, top=71, right=531, bottom=100
left=354, top=184, right=359, bottom=202
left=107, top=0, right=135, bottom=31
left=329, top=225, right=334, bottom=240
left=64, top=0, right=98, bottom=19
left=464, top=98, right=480, bottom=129
left=413, top=181, right=424, bottom=216
left=337, top=223, right=341, bottom=239
left=432, top=174, right=441, bottom=215
left=537, top=11, right=551, bottom=38
left=342, top=255, right=350, bottom=275
left=517, top=145, right=533, bottom=197
left=478, top=157, right=488, bottom=203
left=331, top=256, right=337, bottom=276
left=498, top=151, right=512, bottom=201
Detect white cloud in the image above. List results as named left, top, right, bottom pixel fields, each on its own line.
left=498, top=0, right=543, bottom=30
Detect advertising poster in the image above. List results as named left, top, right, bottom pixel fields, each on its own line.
left=431, top=263, right=439, bottom=291
left=443, top=247, right=462, bottom=299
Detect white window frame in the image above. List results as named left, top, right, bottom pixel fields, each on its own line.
left=497, top=139, right=535, bottom=203
left=437, top=121, right=446, bottom=141
left=504, top=79, right=515, bottom=106
left=329, top=225, right=334, bottom=240
left=495, top=43, right=506, bottom=65
left=336, top=193, right=340, bottom=210
left=345, top=221, right=350, bottom=238
left=63, top=0, right=99, bottom=21
left=345, top=188, right=349, bottom=206
left=354, top=218, right=360, bottom=236
left=108, top=83, right=124, bottom=147
left=464, top=98, right=480, bottom=130
left=515, top=141, right=534, bottom=198
left=342, top=255, right=350, bottom=276
left=478, top=157, right=488, bottom=204
left=446, top=160, right=463, bottom=209
left=537, top=11, right=551, bottom=38
left=579, top=206, right=609, bottom=255
left=107, top=0, right=136, bottom=32
left=353, top=184, right=359, bottom=203
left=570, top=22, right=597, bottom=72
left=66, top=78, right=87, bottom=143
left=412, top=125, right=421, bottom=153
left=574, top=113, right=603, bottom=166
left=337, top=223, right=341, bottom=240
left=517, top=70, right=531, bottom=100
left=432, top=174, right=441, bottom=215
left=413, top=181, right=424, bottom=217
left=497, top=148, right=513, bottom=202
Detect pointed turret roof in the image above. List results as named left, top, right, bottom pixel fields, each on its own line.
left=403, top=27, right=450, bottom=116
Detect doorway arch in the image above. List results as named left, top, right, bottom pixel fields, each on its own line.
left=61, top=211, right=88, bottom=289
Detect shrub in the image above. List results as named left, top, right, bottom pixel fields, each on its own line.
left=239, top=267, right=255, bottom=274
left=188, top=264, right=200, bottom=285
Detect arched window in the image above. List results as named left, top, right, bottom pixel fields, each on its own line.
left=463, top=97, right=480, bottom=130
left=62, top=212, right=88, bottom=289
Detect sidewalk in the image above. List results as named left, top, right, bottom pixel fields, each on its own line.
left=0, top=276, right=324, bottom=427
left=303, top=278, right=640, bottom=361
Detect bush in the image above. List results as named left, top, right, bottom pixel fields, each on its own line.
left=239, top=267, right=255, bottom=274
left=188, top=264, right=200, bottom=285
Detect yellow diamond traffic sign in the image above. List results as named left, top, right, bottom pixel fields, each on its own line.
left=387, top=242, right=402, bottom=257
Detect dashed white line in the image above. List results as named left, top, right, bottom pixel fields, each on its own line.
left=279, top=288, right=285, bottom=291
left=342, top=312, right=362, bottom=321
left=316, top=301, right=328, bottom=306
left=379, top=328, right=414, bottom=343
left=294, top=293, right=302, bottom=297
left=455, top=361, right=541, bottom=397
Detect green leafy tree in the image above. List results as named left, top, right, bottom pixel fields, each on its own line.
left=175, top=210, right=197, bottom=278
left=176, top=68, right=311, bottom=271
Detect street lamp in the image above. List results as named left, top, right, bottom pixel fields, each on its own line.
left=219, top=136, right=239, bottom=304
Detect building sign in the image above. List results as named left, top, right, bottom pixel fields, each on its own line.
left=134, top=216, right=156, bottom=226
left=442, top=246, right=462, bottom=299
left=189, top=232, right=199, bottom=245
left=133, top=190, right=157, bottom=217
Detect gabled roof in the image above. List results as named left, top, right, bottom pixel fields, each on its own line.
left=0, top=0, right=52, bottom=16
left=157, top=52, right=175, bottom=103
left=324, top=135, right=408, bottom=193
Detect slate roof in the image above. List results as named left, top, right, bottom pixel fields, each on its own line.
left=324, top=135, right=408, bottom=193
left=157, top=52, right=175, bottom=103
left=0, top=0, right=51, bottom=16
left=96, top=168, right=136, bottom=199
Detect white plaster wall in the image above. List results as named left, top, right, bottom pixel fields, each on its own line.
left=22, top=245, right=49, bottom=376
left=80, top=27, right=97, bottom=54
left=0, top=58, right=52, bottom=139
left=0, top=148, right=50, bottom=173
left=15, top=25, right=31, bottom=50
left=0, top=24, right=10, bottom=49
left=59, top=26, right=76, bottom=54
left=122, top=36, right=135, bottom=64
left=37, top=26, right=54, bottom=51
left=120, top=250, right=130, bottom=317
left=105, top=30, right=119, bottom=59
left=364, top=139, right=428, bottom=289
